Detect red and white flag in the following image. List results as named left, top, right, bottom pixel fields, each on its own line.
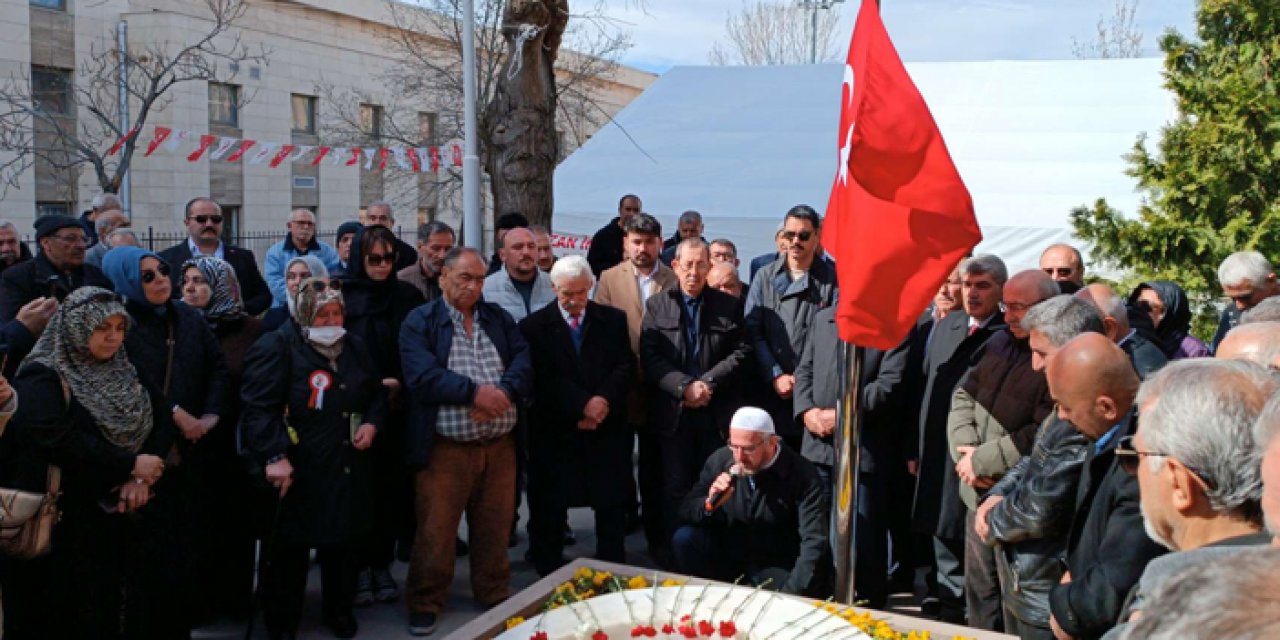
left=187, top=135, right=218, bottom=162
left=209, top=136, right=239, bottom=161
left=143, top=127, right=172, bottom=157
left=225, top=139, right=256, bottom=163
left=821, top=0, right=981, bottom=349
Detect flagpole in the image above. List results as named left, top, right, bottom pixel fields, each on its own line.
left=832, top=341, right=863, bottom=604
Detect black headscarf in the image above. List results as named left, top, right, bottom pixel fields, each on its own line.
left=1128, top=280, right=1192, bottom=359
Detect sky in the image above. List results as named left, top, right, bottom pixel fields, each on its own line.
left=605, top=0, right=1198, bottom=74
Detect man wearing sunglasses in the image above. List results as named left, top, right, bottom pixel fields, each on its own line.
left=1101, top=359, right=1275, bottom=640
left=157, top=197, right=271, bottom=315
left=1040, top=333, right=1165, bottom=640
left=744, top=205, right=837, bottom=453
left=1210, top=251, right=1280, bottom=353
left=1038, top=244, right=1085, bottom=295
left=264, top=209, right=342, bottom=309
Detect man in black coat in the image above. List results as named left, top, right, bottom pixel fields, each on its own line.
left=793, top=305, right=904, bottom=608
left=362, top=202, right=419, bottom=273
left=156, top=197, right=271, bottom=315
left=640, top=238, right=751, bottom=542
left=673, top=407, right=828, bottom=596
left=1210, top=250, right=1280, bottom=352
left=0, top=220, right=32, bottom=278
left=586, top=194, right=641, bottom=276
left=520, top=255, right=634, bottom=575
left=1045, top=334, right=1166, bottom=639
left=0, top=215, right=112, bottom=376
left=1075, top=284, right=1168, bottom=379
left=913, top=254, right=1006, bottom=623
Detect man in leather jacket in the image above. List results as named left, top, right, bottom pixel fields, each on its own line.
left=975, top=295, right=1106, bottom=639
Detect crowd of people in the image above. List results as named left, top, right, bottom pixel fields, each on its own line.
left=0, top=192, right=1279, bottom=640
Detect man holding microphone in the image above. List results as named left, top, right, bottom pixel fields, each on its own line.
left=671, top=407, right=830, bottom=595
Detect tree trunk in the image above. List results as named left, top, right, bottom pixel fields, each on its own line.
left=484, top=0, right=566, bottom=232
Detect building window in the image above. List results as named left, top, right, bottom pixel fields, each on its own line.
left=30, top=0, right=65, bottom=9
left=220, top=205, right=242, bottom=242
left=31, top=66, right=72, bottom=115
left=36, top=202, right=70, bottom=217
left=417, top=207, right=437, bottom=226
left=209, top=83, right=239, bottom=127
left=359, top=103, right=383, bottom=139
left=291, top=94, right=316, bottom=134
left=418, top=112, right=437, bottom=146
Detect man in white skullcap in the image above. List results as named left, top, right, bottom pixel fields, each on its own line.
left=671, top=407, right=830, bottom=595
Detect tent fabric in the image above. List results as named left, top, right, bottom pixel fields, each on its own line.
left=553, top=59, right=1174, bottom=276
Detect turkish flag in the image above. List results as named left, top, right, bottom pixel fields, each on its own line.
left=823, top=0, right=981, bottom=349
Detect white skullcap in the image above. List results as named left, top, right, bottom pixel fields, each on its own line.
left=730, top=407, right=775, bottom=435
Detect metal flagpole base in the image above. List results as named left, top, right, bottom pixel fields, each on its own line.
left=833, top=340, right=864, bottom=604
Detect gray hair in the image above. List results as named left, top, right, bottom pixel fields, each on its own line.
left=288, top=208, right=316, bottom=223
left=442, top=246, right=487, bottom=271
left=1136, top=359, right=1276, bottom=523
left=106, top=228, right=139, bottom=247
left=1121, top=547, right=1280, bottom=640
left=1254, top=391, right=1280, bottom=455
left=418, top=220, right=455, bottom=242
left=709, top=238, right=738, bottom=257
left=528, top=224, right=550, bottom=237
left=95, top=210, right=127, bottom=235
left=548, top=255, right=594, bottom=288
left=366, top=201, right=394, bottom=222
left=960, top=254, right=1008, bottom=286
left=677, top=210, right=703, bottom=226
left=673, top=237, right=709, bottom=262
left=1081, top=285, right=1128, bottom=321
left=1218, top=251, right=1273, bottom=288
left=0, top=219, right=17, bottom=235
left=92, top=193, right=122, bottom=211
left=1242, top=296, right=1280, bottom=324
left=1022, top=295, right=1105, bottom=346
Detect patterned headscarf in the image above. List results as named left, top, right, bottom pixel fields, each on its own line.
left=20, top=286, right=154, bottom=452
left=285, top=255, right=330, bottom=320
left=293, top=276, right=346, bottom=364
left=181, top=256, right=245, bottom=322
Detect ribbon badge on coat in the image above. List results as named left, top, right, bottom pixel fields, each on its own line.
left=308, top=370, right=333, bottom=410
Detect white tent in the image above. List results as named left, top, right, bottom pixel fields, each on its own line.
left=552, top=58, right=1175, bottom=275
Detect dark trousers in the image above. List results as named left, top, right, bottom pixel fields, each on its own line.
left=887, top=460, right=919, bottom=587
left=259, top=541, right=356, bottom=635
left=361, top=424, right=412, bottom=570
left=815, top=463, right=891, bottom=609
left=1004, top=614, right=1057, bottom=640
left=186, top=427, right=256, bottom=620
left=672, top=525, right=790, bottom=590
left=934, top=535, right=966, bottom=623
left=965, top=509, right=1004, bottom=631
left=527, top=449, right=627, bottom=573
left=659, top=410, right=724, bottom=541
left=635, top=422, right=666, bottom=551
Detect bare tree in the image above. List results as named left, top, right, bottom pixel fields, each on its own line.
left=708, top=0, right=841, bottom=66
left=0, top=0, right=268, bottom=198
left=1071, top=0, right=1144, bottom=59
left=316, top=0, right=632, bottom=231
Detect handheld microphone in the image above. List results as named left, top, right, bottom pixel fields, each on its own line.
left=704, top=464, right=743, bottom=512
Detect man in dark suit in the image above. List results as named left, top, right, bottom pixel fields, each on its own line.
left=914, top=254, right=1007, bottom=623
left=793, top=304, right=906, bottom=608
left=586, top=194, right=641, bottom=276
left=520, top=255, right=634, bottom=575
left=1076, top=283, right=1168, bottom=379
left=748, top=226, right=787, bottom=285
left=641, top=238, right=751, bottom=543
left=1045, top=334, right=1165, bottom=639
left=156, top=197, right=271, bottom=315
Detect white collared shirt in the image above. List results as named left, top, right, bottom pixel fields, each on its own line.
left=557, top=302, right=583, bottom=329
left=188, top=237, right=225, bottom=260
left=635, top=265, right=657, bottom=304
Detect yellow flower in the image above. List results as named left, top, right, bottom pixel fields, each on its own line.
left=581, top=589, right=596, bottom=599
left=592, top=571, right=612, bottom=587
left=627, top=575, right=649, bottom=589
left=575, top=567, right=594, bottom=580
left=660, top=578, right=683, bottom=587
left=505, top=616, right=525, bottom=630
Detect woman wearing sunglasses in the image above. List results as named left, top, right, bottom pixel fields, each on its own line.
left=179, top=256, right=265, bottom=621
left=0, top=287, right=172, bottom=638
left=102, top=245, right=229, bottom=633
left=1127, top=281, right=1212, bottom=360
left=338, top=224, right=424, bottom=606
left=239, top=276, right=388, bottom=639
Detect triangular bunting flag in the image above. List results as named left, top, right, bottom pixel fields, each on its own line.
left=225, top=139, right=256, bottom=163
left=143, top=127, right=172, bottom=158
left=187, top=135, right=218, bottom=162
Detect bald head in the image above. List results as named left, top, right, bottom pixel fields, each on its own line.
left=1004, top=269, right=1060, bottom=339
left=1075, top=283, right=1130, bottom=342
left=707, top=262, right=742, bottom=298
left=1048, top=333, right=1141, bottom=439
left=1040, top=243, right=1085, bottom=286
left=1217, top=322, right=1280, bottom=369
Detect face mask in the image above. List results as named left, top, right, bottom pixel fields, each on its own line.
left=306, top=326, right=346, bottom=346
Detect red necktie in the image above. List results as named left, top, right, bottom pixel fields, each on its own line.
left=968, top=324, right=979, bottom=337
left=570, top=315, right=581, bottom=330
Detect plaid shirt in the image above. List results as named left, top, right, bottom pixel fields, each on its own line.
left=434, top=301, right=518, bottom=441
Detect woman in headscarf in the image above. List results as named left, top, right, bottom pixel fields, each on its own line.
left=263, top=254, right=330, bottom=332
left=340, top=224, right=424, bottom=605
left=0, top=286, right=172, bottom=638
left=239, top=276, right=388, bottom=640
left=179, top=256, right=264, bottom=621
left=101, top=245, right=229, bottom=635
left=1128, top=280, right=1212, bottom=360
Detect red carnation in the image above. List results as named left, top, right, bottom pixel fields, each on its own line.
left=662, top=624, right=675, bottom=634
left=643, top=626, right=658, bottom=637
left=679, top=627, right=698, bottom=639
left=592, top=631, right=609, bottom=640
left=718, top=621, right=737, bottom=637
left=698, top=620, right=715, bottom=636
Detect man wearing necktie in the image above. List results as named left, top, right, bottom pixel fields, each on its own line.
left=520, top=255, right=634, bottom=576
left=641, top=238, right=752, bottom=547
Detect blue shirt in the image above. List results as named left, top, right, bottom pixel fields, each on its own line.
left=1095, top=420, right=1126, bottom=454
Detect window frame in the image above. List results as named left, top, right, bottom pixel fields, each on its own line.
left=208, top=82, right=240, bottom=128
left=291, top=94, right=317, bottom=135
left=31, top=66, right=72, bottom=116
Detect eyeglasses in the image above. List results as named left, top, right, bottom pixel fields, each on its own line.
left=1042, top=267, right=1074, bottom=278
left=781, top=230, right=813, bottom=242
left=365, top=252, right=395, bottom=267
left=1135, top=300, right=1162, bottom=314
left=65, top=291, right=124, bottom=311
left=50, top=233, right=88, bottom=245
left=1004, top=302, right=1032, bottom=313
left=726, top=440, right=763, bottom=455
left=141, top=262, right=171, bottom=284
left=306, top=279, right=342, bottom=293
left=190, top=215, right=224, bottom=225
left=1115, top=435, right=1215, bottom=489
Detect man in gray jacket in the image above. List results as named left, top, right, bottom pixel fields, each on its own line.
left=481, top=227, right=555, bottom=321
left=1102, top=359, right=1276, bottom=639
